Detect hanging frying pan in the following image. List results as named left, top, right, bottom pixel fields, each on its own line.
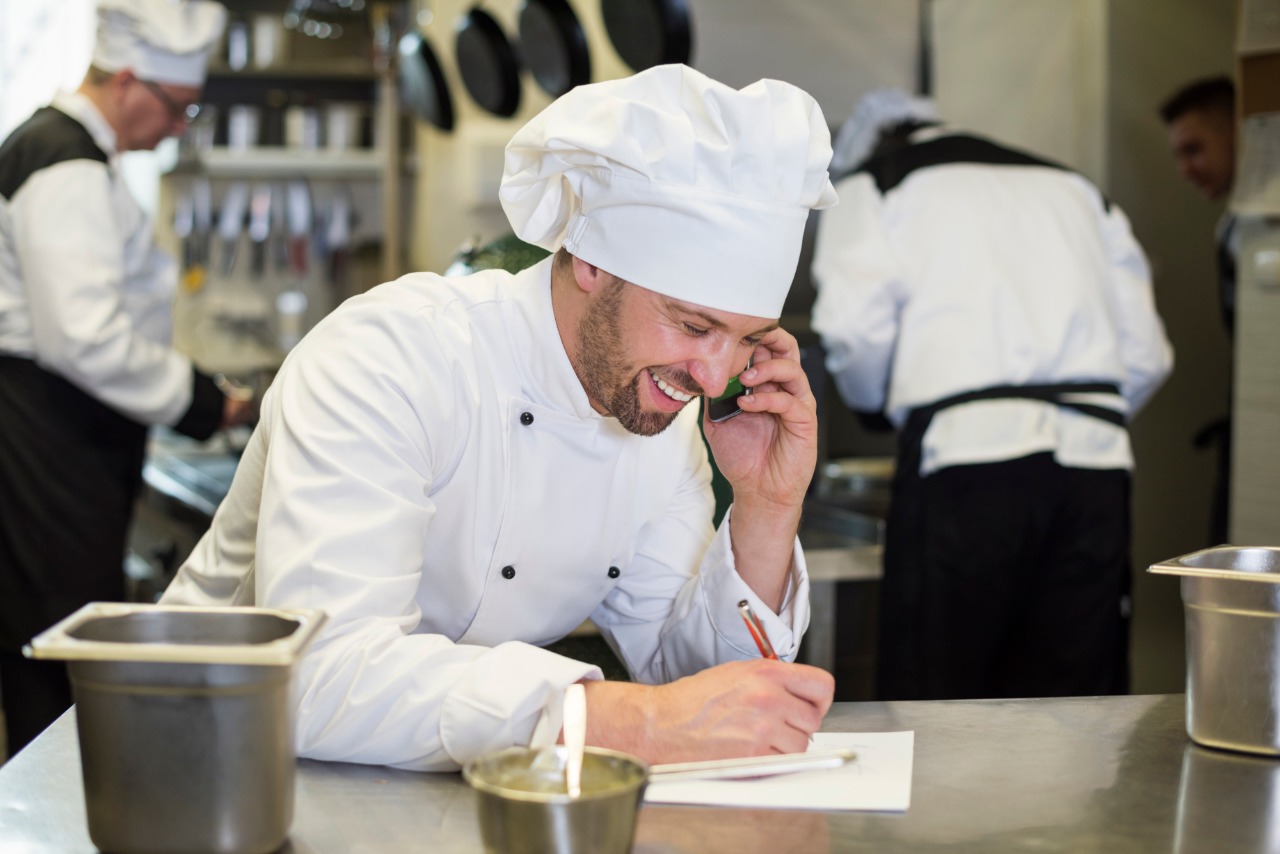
left=397, top=30, right=455, bottom=131
left=517, top=0, right=591, bottom=97
left=600, top=0, right=693, bottom=72
left=455, top=7, right=522, bottom=118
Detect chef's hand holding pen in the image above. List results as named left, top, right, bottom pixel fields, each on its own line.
left=702, top=326, right=817, bottom=611
left=580, top=658, right=833, bottom=764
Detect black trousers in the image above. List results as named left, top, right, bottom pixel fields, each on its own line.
left=876, top=453, right=1132, bottom=701
left=0, top=356, right=145, bottom=756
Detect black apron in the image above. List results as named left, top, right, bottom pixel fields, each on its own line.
left=0, top=355, right=147, bottom=649
left=878, top=381, right=1129, bottom=700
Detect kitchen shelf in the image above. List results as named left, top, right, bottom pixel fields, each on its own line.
left=205, top=60, right=379, bottom=81
left=172, top=146, right=386, bottom=179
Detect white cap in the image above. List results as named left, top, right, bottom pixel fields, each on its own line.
left=830, top=88, right=939, bottom=175
left=93, top=0, right=227, bottom=87
left=500, top=64, right=838, bottom=319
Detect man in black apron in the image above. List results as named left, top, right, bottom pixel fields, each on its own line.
left=1160, top=76, right=1237, bottom=546
left=0, top=0, right=245, bottom=757
left=811, top=90, right=1173, bottom=700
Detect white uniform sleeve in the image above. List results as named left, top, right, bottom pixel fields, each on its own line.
left=809, top=173, right=906, bottom=415
left=1099, top=202, right=1174, bottom=415
left=253, top=308, right=598, bottom=772
left=590, top=430, right=811, bottom=682
left=10, top=160, right=194, bottom=424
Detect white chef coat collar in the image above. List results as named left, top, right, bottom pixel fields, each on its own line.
left=509, top=257, right=609, bottom=423
left=51, top=90, right=119, bottom=159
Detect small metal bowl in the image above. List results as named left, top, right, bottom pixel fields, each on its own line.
left=463, top=746, right=648, bottom=854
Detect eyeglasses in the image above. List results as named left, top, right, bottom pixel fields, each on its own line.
left=138, top=78, right=202, bottom=124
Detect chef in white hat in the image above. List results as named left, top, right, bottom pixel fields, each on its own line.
left=0, top=0, right=247, bottom=757
left=163, top=64, right=840, bottom=771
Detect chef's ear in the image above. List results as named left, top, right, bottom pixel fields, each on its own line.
left=571, top=255, right=609, bottom=294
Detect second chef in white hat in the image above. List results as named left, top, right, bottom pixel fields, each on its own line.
left=0, top=0, right=254, bottom=757
left=163, top=64, right=840, bottom=771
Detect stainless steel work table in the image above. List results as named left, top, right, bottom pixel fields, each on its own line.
left=3, top=693, right=1275, bottom=852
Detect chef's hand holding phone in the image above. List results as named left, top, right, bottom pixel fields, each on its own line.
left=702, top=328, right=819, bottom=618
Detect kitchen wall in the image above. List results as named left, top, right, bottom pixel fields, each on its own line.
left=1108, top=0, right=1237, bottom=692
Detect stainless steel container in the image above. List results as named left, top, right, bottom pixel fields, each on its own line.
left=1149, top=546, right=1280, bottom=755
left=25, top=602, right=326, bottom=854
left=464, top=746, right=648, bottom=854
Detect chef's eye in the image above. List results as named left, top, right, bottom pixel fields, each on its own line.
left=683, top=323, right=709, bottom=337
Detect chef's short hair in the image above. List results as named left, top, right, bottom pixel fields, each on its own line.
left=1160, top=76, right=1235, bottom=124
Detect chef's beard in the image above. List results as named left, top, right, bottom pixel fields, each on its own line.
left=576, top=278, right=686, bottom=437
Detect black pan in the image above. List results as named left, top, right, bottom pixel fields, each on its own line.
left=600, top=0, right=693, bottom=72
left=455, top=7, right=522, bottom=118
left=518, top=0, right=591, bottom=97
left=397, top=30, right=455, bottom=131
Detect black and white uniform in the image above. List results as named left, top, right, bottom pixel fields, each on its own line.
left=811, top=128, right=1174, bottom=701
left=0, top=92, right=223, bottom=753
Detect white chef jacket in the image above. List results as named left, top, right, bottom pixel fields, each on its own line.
left=811, top=128, right=1173, bottom=476
left=0, top=91, right=195, bottom=425
left=163, top=257, right=810, bottom=771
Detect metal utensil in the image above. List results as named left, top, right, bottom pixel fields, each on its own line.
left=217, top=181, right=250, bottom=278
left=563, top=683, right=586, bottom=799
left=649, top=748, right=856, bottom=782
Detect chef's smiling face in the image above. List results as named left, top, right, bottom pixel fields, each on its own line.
left=572, top=262, right=775, bottom=437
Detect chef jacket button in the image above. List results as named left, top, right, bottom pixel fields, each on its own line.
left=520, top=411, right=534, bottom=426
left=607, top=566, right=620, bottom=579
left=501, top=566, right=516, bottom=579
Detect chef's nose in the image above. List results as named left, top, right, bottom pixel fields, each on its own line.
left=690, top=350, right=741, bottom=399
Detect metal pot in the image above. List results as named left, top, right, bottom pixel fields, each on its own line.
left=1149, top=546, right=1280, bottom=755
left=25, top=603, right=327, bottom=854
left=464, top=746, right=648, bottom=854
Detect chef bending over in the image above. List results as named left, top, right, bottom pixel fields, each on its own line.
left=162, top=64, right=838, bottom=771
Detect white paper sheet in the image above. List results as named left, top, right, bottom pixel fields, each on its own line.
left=643, top=731, right=914, bottom=812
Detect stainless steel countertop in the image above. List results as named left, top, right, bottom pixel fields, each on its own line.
left=3, top=694, right=1274, bottom=852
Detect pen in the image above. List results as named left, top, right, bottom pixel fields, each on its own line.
left=738, top=600, right=779, bottom=660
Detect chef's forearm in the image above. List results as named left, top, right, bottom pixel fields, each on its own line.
left=726, top=497, right=803, bottom=612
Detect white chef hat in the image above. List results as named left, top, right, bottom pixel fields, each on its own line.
left=830, top=88, right=939, bottom=175
left=500, top=64, right=838, bottom=319
left=93, top=0, right=227, bottom=87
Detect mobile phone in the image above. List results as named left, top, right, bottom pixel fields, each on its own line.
left=707, top=364, right=753, bottom=423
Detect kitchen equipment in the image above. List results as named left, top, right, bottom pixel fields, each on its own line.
left=247, top=183, right=273, bottom=278
left=252, top=13, right=287, bottom=68
left=518, top=0, right=591, bottom=97
left=276, top=290, right=308, bottom=351
left=813, top=455, right=895, bottom=518
left=285, top=180, right=313, bottom=277
left=397, top=30, right=455, bottom=131
left=455, top=7, right=522, bottom=118
left=227, top=104, right=262, bottom=149
left=24, top=602, right=327, bottom=854
left=325, top=101, right=364, bottom=150
left=464, top=745, right=648, bottom=854
left=600, top=0, right=693, bottom=72
left=217, top=181, right=250, bottom=277
left=285, top=104, right=322, bottom=149
left=563, top=684, right=586, bottom=798
left=650, top=748, right=856, bottom=782
left=1149, top=546, right=1280, bottom=755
